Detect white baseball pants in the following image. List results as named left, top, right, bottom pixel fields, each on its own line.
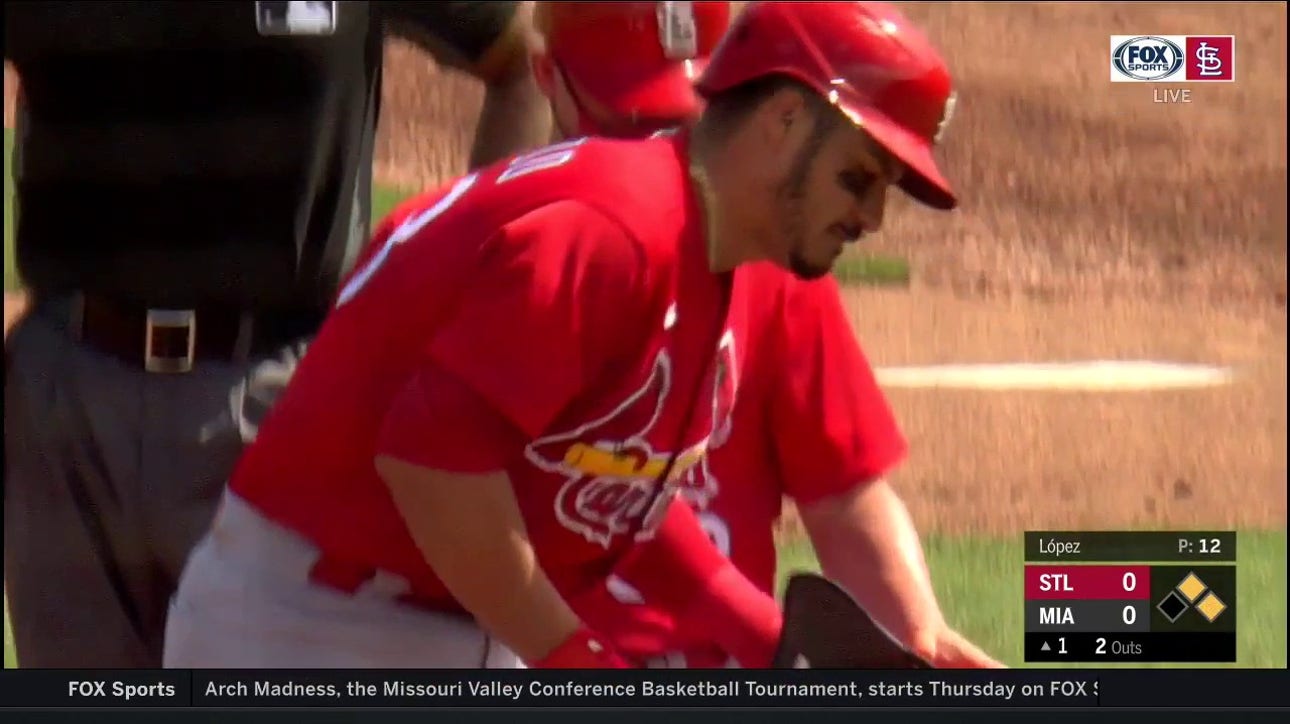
left=163, top=490, right=522, bottom=668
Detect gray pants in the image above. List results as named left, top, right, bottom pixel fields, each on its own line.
left=3, top=299, right=305, bottom=668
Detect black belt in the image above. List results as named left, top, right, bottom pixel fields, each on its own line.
left=66, top=292, right=324, bottom=373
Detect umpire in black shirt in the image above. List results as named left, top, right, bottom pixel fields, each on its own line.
left=3, top=1, right=550, bottom=668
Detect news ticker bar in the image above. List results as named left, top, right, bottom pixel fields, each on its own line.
left=1024, top=632, right=1236, bottom=663
left=4, top=668, right=1288, bottom=709
left=1025, top=531, right=1236, bottom=562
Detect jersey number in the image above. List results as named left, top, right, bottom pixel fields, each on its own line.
left=606, top=509, right=732, bottom=607
left=697, top=511, right=732, bottom=558
left=334, top=140, right=586, bottom=307
left=335, top=172, right=478, bottom=307
left=497, top=138, right=585, bottom=183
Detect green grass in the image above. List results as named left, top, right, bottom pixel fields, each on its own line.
left=371, top=184, right=408, bottom=229
left=834, top=252, right=911, bottom=287
left=2, top=599, right=11, bottom=669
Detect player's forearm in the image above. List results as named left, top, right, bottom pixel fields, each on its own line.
left=465, top=3, right=551, bottom=167
left=375, top=455, right=579, bottom=662
left=469, top=69, right=552, bottom=168
left=613, top=497, right=782, bottom=667
left=799, top=480, right=946, bottom=647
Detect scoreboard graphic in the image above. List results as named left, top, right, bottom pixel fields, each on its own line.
left=1024, top=531, right=1237, bottom=663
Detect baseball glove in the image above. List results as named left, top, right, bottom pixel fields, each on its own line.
left=770, top=572, right=933, bottom=669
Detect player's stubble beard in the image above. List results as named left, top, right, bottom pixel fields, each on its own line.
left=778, top=115, right=833, bottom=282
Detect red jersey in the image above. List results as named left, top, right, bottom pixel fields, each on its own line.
left=576, top=263, right=909, bottom=665
left=230, top=133, right=749, bottom=612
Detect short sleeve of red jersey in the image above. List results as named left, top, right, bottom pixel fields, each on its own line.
left=345, top=190, right=445, bottom=288
left=377, top=200, right=648, bottom=470
left=769, top=276, right=908, bottom=505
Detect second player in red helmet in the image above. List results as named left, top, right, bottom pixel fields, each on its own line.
left=533, top=2, right=1001, bottom=668
left=530, top=1, right=731, bottom=138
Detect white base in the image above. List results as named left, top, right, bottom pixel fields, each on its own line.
left=874, top=361, right=1235, bottom=391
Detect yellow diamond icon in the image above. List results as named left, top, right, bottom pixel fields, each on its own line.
left=1196, top=592, right=1227, bottom=622
left=1176, top=572, right=1208, bottom=603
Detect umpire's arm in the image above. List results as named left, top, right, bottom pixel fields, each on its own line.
left=380, top=1, right=551, bottom=167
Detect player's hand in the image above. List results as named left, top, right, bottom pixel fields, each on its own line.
left=909, top=624, right=1006, bottom=669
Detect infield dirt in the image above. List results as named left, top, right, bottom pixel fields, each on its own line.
left=4, top=2, right=1286, bottom=536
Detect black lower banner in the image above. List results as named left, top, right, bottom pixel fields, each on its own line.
left=1, top=669, right=1288, bottom=709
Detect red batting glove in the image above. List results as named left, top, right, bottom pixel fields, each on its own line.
left=529, top=627, right=633, bottom=669
left=613, top=500, right=783, bottom=668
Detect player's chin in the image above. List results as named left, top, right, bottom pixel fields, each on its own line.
left=820, top=238, right=848, bottom=268
left=786, top=250, right=835, bottom=281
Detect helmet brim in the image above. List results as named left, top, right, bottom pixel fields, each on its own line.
left=837, top=99, right=958, bottom=211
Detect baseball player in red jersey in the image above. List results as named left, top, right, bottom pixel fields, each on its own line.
left=165, top=118, right=785, bottom=667
left=164, top=0, right=977, bottom=669
left=530, top=2, right=1002, bottom=669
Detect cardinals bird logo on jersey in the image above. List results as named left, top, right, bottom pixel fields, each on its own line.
left=524, top=335, right=738, bottom=548
left=525, top=352, right=697, bottom=547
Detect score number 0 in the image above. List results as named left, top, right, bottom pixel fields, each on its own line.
left=1054, top=571, right=1139, bottom=655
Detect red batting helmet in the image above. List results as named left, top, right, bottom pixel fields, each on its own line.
left=695, top=2, right=959, bottom=210
left=536, top=2, right=732, bottom=125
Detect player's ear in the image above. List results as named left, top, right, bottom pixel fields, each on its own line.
left=755, top=85, right=810, bottom=155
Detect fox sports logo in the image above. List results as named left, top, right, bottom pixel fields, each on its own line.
left=1112, top=36, right=1184, bottom=81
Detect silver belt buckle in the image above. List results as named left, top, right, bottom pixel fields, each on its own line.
left=144, top=309, right=197, bottom=374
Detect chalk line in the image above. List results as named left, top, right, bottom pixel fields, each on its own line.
left=873, top=360, right=1235, bottom=391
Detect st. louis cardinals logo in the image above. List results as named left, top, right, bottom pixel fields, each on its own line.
left=524, top=338, right=736, bottom=548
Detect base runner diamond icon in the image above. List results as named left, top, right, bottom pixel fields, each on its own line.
left=1157, top=591, right=1189, bottom=622
left=1196, top=592, right=1228, bottom=622
left=1176, top=572, right=1208, bottom=603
